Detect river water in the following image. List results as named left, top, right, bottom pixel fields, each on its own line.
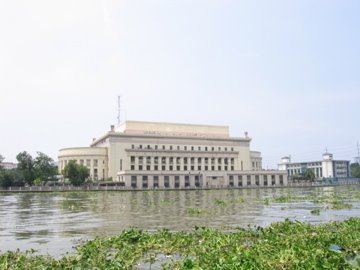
left=0, top=185, right=359, bottom=257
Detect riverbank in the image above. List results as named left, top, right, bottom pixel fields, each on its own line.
left=0, top=178, right=359, bottom=193
left=0, top=218, right=359, bottom=269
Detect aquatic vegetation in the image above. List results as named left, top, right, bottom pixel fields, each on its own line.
left=186, top=208, right=209, bottom=215
left=1, top=218, right=359, bottom=269
left=213, top=198, right=227, bottom=207
left=331, top=201, right=353, bottom=210
left=310, top=208, right=321, bottom=215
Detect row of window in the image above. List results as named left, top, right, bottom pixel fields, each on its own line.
left=61, top=159, right=101, bottom=168
left=130, top=164, right=235, bottom=171
left=130, top=156, right=235, bottom=164
left=131, top=144, right=235, bottom=152
left=130, top=175, right=284, bottom=188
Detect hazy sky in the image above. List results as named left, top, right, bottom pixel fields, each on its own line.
left=1, top=0, right=359, bottom=168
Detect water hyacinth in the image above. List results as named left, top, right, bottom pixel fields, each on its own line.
left=0, top=218, right=359, bottom=269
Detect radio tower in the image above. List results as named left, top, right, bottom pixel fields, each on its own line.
left=117, top=95, right=121, bottom=125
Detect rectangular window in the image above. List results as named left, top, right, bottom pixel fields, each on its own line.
left=138, top=157, right=143, bottom=164
left=191, top=146, right=194, bottom=151
left=162, top=145, right=166, bottom=150
left=120, top=159, right=122, bottom=171
left=142, top=176, right=148, bottom=188
left=205, top=147, right=208, bottom=151
left=131, top=176, right=137, bottom=188
left=191, top=166, right=194, bottom=171
left=184, top=166, right=187, bottom=171
left=154, top=165, right=158, bottom=170
left=218, top=166, right=221, bottom=171
left=131, top=156, right=135, bottom=163
left=211, top=166, right=215, bottom=171
left=238, top=176, right=243, bottom=187
left=195, top=176, right=200, bottom=187
left=177, top=166, right=180, bottom=171
left=255, top=175, right=260, bottom=186
left=146, top=165, right=150, bottom=170
left=198, top=166, right=201, bottom=171
left=229, top=175, right=234, bottom=187
left=169, top=166, right=173, bottom=171
left=153, top=176, right=159, bottom=188
left=280, top=175, right=284, bottom=185
left=184, top=146, right=187, bottom=151
left=247, top=175, right=251, bottom=186
left=164, top=176, right=170, bottom=188
left=139, top=165, right=143, bottom=171
left=224, top=166, right=228, bottom=171
left=146, top=157, right=151, bottom=164
left=271, top=175, right=275, bottom=185
left=139, top=145, right=142, bottom=149
left=185, top=176, right=190, bottom=187
left=170, top=146, right=173, bottom=150
left=86, top=159, right=91, bottom=167
left=198, top=146, right=201, bottom=151
left=93, top=159, right=98, bottom=167
left=154, top=157, right=159, bottom=164
left=131, top=165, right=135, bottom=170
left=231, top=166, right=234, bottom=171
left=80, top=159, right=84, bottom=165
left=175, top=176, right=180, bottom=188
left=155, top=145, right=158, bottom=150
left=162, top=165, right=166, bottom=170
left=205, top=166, right=208, bottom=171
left=131, top=144, right=135, bottom=149
left=162, top=157, right=166, bottom=163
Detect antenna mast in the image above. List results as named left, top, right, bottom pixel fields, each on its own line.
left=356, top=142, right=360, bottom=164
left=117, top=95, right=121, bottom=125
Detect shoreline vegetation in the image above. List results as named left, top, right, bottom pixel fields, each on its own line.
left=0, top=218, right=359, bottom=269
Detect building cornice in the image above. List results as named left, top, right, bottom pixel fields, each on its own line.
left=91, top=132, right=251, bottom=147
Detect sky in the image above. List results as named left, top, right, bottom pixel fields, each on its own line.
left=0, top=0, right=359, bottom=168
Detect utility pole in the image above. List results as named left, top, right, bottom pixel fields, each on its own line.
left=117, top=95, right=121, bottom=125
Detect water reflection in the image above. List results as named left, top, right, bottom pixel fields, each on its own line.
left=0, top=186, right=359, bottom=257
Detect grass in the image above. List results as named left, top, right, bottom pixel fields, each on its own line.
left=1, top=218, right=360, bottom=269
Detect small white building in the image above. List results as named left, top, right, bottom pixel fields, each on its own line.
left=278, top=153, right=350, bottom=179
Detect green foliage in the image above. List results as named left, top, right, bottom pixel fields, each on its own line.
left=33, top=152, right=57, bottom=182
left=16, top=151, right=35, bottom=185
left=0, top=154, right=4, bottom=169
left=303, top=168, right=316, bottom=181
left=0, top=169, right=23, bottom=187
left=63, top=160, right=90, bottom=186
left=0, top=218, right=359, bottom=269
left=350, top=163, right=360, bottom=178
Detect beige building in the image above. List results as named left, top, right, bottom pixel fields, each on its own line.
left=58, top=121, right=287, bottom=188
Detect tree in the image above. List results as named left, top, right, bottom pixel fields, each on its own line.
left=16, top=151, right=35, bottom=185
left=34, top=152, right=57, bottom=183
left=0, top=155, right=4, bottom=170
left=0, top=169, right=23, bottom=187
left=350, top=163, right=360, bottom=178
left=63, top=160, right=89, bottom=186
left=303, top=169, right=315, bottom=181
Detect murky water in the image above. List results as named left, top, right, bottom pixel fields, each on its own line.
left=0, top=186, right=359, bottom=257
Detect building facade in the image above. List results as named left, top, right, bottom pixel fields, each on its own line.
left=278, top=153, right=350, bottom=179
left=59, top=121, right=287, bottom=188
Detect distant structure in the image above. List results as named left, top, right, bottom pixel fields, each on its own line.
left=1, top=162, right=17, bottom=170
left=278, top=153, right=350, bottom=179
left=58, top=121, right=287, bottom=188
